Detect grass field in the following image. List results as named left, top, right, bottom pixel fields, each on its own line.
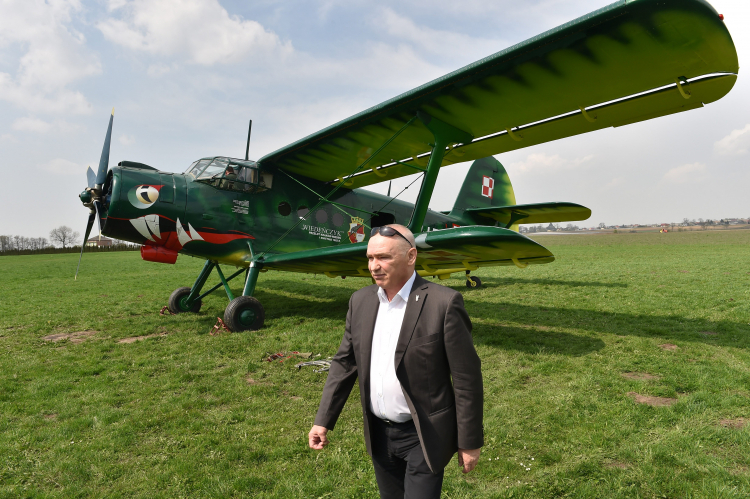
left=1, top=230, right=749, bottom=498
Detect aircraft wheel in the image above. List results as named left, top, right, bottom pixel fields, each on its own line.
left=465, top=276, right=482, bottom=289
left=224, top=296, right=265, bottom=331
left=168, top=287, right=202, bottom=314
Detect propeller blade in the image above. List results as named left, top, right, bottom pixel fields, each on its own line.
left=387, top=181, right=392, bottom=197
left=86, top=166, right=96, bottom=189
left=95, top=108, right=114, bottom=186
left=75, top=211, right=96, bottom=280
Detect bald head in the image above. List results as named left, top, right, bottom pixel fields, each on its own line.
left=384, top=224, right=415, bottom=251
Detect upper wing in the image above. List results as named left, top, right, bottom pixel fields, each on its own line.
left=261, top=226, right=554, bottom=277
left=465, top=202, right=592, bottom=226
left=257, top=0, right=738, bottom=189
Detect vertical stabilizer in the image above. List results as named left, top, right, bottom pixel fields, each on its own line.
left=448, top=157, right=518, bottom=229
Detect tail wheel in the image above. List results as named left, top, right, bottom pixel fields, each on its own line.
left=224, top=296, right=265, bottom=331
left=168, top=287, right=202, bottom=314
left=465, top=276, right=482, bottom=289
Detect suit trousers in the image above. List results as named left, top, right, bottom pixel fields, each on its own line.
left=370, top=416, right=444, bottom=499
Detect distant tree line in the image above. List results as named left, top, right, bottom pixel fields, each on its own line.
left=0, top=226, right=138, bottom=256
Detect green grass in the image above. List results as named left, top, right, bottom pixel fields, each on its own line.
left=0, top=230, right=748, bottom=498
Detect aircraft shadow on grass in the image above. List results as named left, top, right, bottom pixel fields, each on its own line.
left=471, top=277, right=628, bottom=289
left=200, top=278, right=749, bottom=356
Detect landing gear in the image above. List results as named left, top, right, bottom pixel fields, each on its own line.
left=465, top=275, right=482, bottom=289
left=168, top=286, right=202, bottom=313
left=167, top=258, right=266, bottom=331
left=224, top=296, right=265, bottom=331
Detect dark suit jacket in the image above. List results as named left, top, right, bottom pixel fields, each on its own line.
left=314, top=275, right=483, bottom=473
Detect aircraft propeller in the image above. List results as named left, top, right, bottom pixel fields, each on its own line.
left=76, top=109, right=114, bottom=279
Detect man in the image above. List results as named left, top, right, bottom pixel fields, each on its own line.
left=308, top=224, right=483, bottom=498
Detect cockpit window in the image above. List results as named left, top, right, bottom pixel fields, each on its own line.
left=197, top=158, right=229, bottom=179
left=186, top=159, right=211, bottom=178
left=190, top=157, right=271, bottom=193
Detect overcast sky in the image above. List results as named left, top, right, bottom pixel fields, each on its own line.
left=0, top=0, right=747, bottom=238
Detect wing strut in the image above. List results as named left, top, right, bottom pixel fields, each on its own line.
left=257, top=115, right=417, bottom=258
left=407, top=111, right=473, bottom=233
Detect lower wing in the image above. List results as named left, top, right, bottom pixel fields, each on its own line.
left=260, top=226, right=553, bottom=277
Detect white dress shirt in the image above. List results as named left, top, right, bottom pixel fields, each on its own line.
left=369, top=271, right=417, bottom=422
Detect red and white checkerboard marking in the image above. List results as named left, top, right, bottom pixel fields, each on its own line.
left=481, top=176, right=494, bottom=199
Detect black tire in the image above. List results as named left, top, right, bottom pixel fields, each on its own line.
left=168, top=287, right=202, bottom=314
left=224, top=296, right=265, bottom=331
left=465, top=276, right=482, bottom=289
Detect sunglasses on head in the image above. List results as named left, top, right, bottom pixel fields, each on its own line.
left=370, top=226, right=413, bottom=247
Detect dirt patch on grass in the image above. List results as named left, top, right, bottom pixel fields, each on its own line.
left=43, top=414, right=57, bottom=420
left=43, top=330, right=97, bottom=344
left=730, top=466, right=749, bottom=476
left=700, top=331, right=719, bottom=336
left=116, top=332, right=168, bottom=344
left=605, top=461, right=629, bottom=469
left=627, top=392, right=677, bottom=407
left=659, top=343, right=679, bottom=351
left=720, top=418, right=747, bottom=429
left=621, top=372, right=660, bottom=381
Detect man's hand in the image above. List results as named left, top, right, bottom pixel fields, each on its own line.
left=308, top=425, right=329, bottom=450
left=457, top=448, right=481, bottom=473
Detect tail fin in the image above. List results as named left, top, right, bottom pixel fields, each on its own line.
left=449, top=156, right=516, bottom=224
left=448, top=156, right=592, bottom=230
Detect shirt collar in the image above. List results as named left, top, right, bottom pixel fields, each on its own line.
left=377, top=271, right=417, bottom=304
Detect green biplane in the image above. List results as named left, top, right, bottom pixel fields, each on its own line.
left=77, top=0, right=738, bottom=331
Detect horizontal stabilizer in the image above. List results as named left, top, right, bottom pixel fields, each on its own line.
left=262, top=226, right=554, bottom=277
left=464, top=202, right=591, bottom=227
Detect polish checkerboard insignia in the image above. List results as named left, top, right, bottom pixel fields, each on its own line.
left=481, top=176, right=494, bottom=199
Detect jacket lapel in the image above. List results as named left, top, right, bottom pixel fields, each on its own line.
left=394, top=275, right=429, bottom=368
left=359, top=285, right=381, bottom=394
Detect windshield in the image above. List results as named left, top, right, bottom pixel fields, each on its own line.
left=186, top=159, right=211, bottom=178
left=197, top=158, right=229, bottom=179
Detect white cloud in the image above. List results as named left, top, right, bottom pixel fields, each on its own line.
left=12, top=117, right=52, bottom=133
left=375, top=8, right=505, bottom=60
left=11, top=116, right=81, bottom=133
left=146, top=63, right=177, bottom=77
left=1, top=134, right=18, bottom=143
left=119, top=134, right=136, bottom=145
left=508, top=153, right=593, bottom=174
left=98, top=0, right=292, bottom=65
left=714, top=124, right=750, bottom=156
left=43, top=158, right=84, bottom=175
left=0, top=0, right=100, bottom=114
left=662, top=162, right=707, bottom=184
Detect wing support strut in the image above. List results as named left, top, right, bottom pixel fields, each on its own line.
left=408, top=111, right=473, bottom=233
left=258, top=116, right=417, bottom=258
left=278, top=169, right=377, bottom=216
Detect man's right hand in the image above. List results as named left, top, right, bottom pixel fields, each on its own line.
left=308, top=425, right=329, bottom=449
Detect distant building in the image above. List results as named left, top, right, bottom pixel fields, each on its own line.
left=86, top=236, right=114, bottom=247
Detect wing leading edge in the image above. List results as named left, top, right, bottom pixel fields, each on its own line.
left=260, top=226, right=554, bottom=277
left=257, top=0, right=738, bottom=189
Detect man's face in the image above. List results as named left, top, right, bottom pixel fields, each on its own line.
left=367, top=234, right=416, bottom=293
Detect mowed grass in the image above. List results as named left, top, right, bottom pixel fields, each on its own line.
left=0, top=230, right=749, bottom=498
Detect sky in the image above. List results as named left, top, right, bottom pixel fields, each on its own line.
left=0, top=0, right=747, bottom=239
